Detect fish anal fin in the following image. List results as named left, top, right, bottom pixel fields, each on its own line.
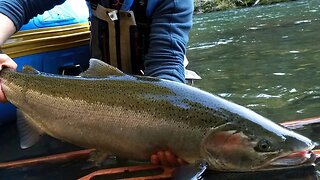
left=22, top=66, right=40, bottom=74
left=17, top=109, right=44, bottom=149
left=80, top=58, right=125, bottom=78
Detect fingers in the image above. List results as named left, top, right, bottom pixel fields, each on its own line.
left=177, top=157, right=188, bottom=165
left=150, top=154, right=159, bottom=165
left=164, top=151, right=179, bottom=166
left=0, top=86, right=7, bottom=102
left=0, top=54, right=17, bottom=70
left=150, top=150, right=188, bottom=167
left=157, top=151, right=169, bottom=166
left=0, top=53, right=16, bottom=102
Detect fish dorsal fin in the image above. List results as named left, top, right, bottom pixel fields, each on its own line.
left=22, top=66, right=40, bottom=74
left=80, top=58, right=125, bottom=78
left=17, top=109, right=44, bottom=149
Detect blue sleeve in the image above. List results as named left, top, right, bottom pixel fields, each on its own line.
left=144, top=0, right=194, bottom=83
left=0, top=0, right=65, bottom=30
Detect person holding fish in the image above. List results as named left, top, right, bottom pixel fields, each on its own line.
left=0, top=0, right=193, bottom=167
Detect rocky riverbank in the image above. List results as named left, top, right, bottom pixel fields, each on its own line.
left=194, top=0, right=295, bottom=13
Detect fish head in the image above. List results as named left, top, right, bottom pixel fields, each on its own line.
left=200, top=121, right=316, bottom=171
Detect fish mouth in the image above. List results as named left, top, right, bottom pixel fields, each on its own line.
left=269, top=150, right=316, bottom=167
left=257, top=141, right=317, bottom=171
left=207, top=150, right=316, bottom=172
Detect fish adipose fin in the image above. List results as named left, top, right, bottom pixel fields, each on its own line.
left=17, top=109, right=44, bottom=149
left=22, top=66, right=40, bottom=74
left=80, top=58, right=125, bottom=78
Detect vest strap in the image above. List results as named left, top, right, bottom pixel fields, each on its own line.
left=89, top=1, right=147, bottom=74
left=91, top=4, right=118, bottom=68
left=119, top=10, right=136, bottom=73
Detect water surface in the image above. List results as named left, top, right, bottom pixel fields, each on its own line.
left=187, top=0, right=320, bottom=122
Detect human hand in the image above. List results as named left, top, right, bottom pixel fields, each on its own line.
left=150, top=150, right=188, bottom=167
left=0, top=53, right=17, bottom=102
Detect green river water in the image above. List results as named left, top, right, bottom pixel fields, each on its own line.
left=187, top=0, right=320, bottom=122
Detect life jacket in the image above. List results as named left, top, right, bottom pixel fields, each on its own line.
left=86, top=0, right=150, bottom=75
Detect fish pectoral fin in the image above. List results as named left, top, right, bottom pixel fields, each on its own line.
left=88, top=150, right=111, bottom=165
left=22, top=66, right=40, bottom=74
left=86, top=150, right=127, bottom=168
left=17, top=109, right=44, bottom=149
left=79, top=58, right=125, bottom=78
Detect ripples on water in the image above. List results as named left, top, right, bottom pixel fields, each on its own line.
left=187, top=0, right=320, bottom=122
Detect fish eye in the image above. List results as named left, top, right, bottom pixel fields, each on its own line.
left=254, top=139, right=272, bottom=152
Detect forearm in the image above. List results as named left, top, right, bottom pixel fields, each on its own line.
left=144, top=0, right=194, bottom=83
left=0, top=0, right=65, bottom=32
left=0, top=13, right=15, bottom=45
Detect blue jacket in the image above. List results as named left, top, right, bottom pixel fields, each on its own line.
left=0, top=0, right=193, bottom=83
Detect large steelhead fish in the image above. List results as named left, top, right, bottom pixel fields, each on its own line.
left=0, top=59, right=316, bottom=171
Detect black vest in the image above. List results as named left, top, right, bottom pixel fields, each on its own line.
left=86, top=0, right=150, bottom=75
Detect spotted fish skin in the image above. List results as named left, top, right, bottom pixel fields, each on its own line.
left=0, top=59, right=315, bottom=171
